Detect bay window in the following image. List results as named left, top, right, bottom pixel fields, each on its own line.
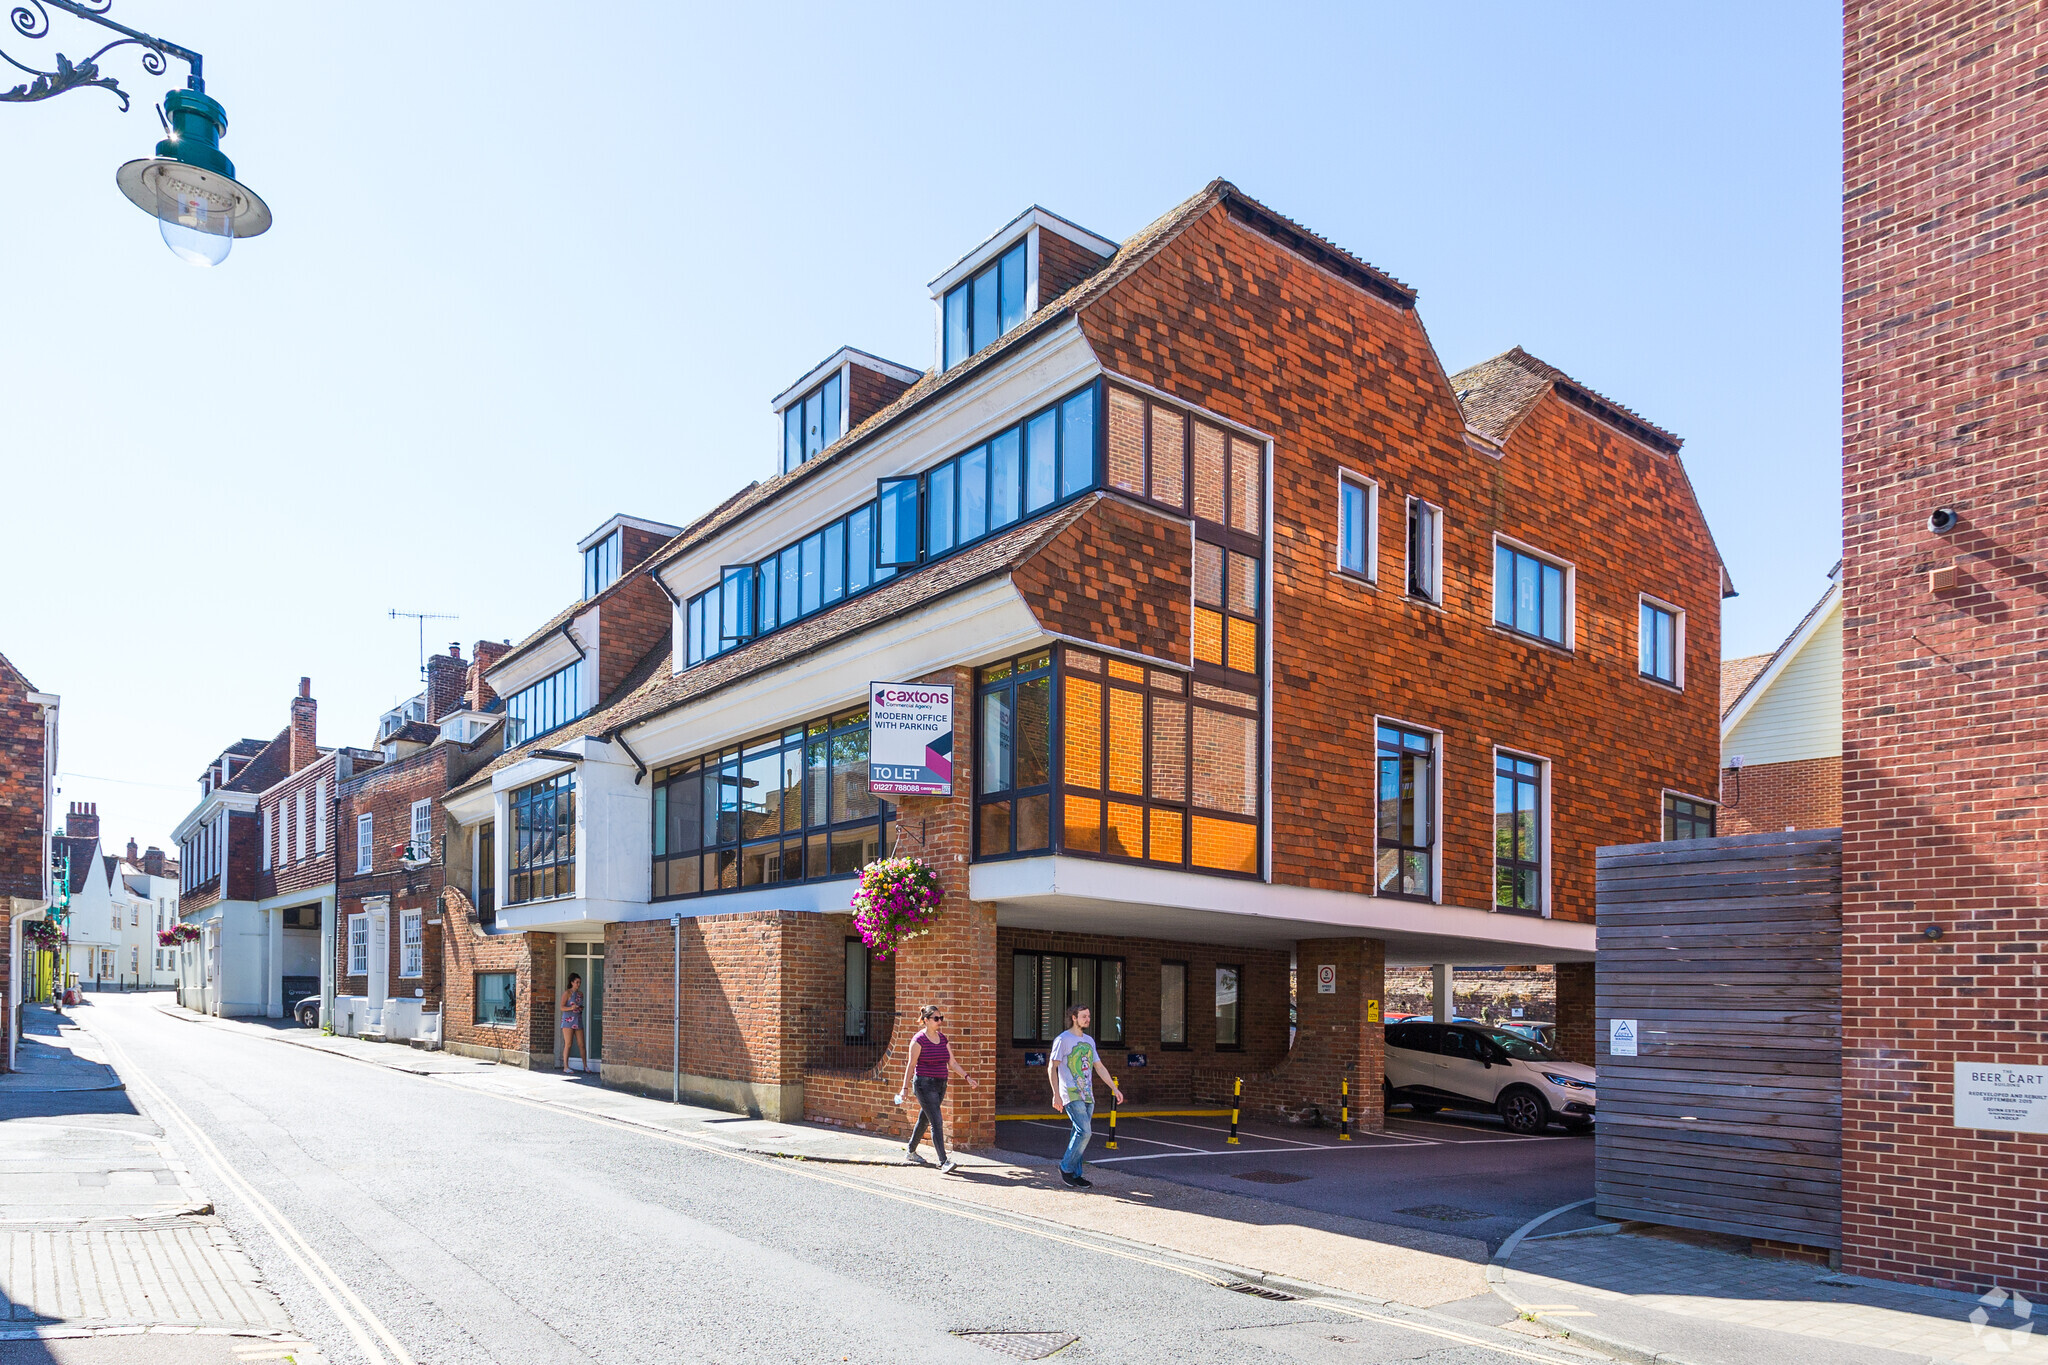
left=507, top=772, right=575, bottom=904
left=975, top=651, right=1054, bottom=859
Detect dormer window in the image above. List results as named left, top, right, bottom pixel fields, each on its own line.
left=781, top=370, right=844, bottom=475
left=943, top=239, right=1028, bottom=371
left=583, top=530, right=621, bottom=599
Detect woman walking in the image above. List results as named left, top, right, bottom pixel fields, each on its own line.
left=897, top=1004, right=977, bottom=1172
left=559, top=972, right=588, bottom=1076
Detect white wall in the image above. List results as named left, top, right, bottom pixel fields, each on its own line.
left=1725, top=599, right=1843, bottom=767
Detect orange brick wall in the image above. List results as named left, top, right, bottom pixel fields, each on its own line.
left=1719, top=757, right=1842, bottom=836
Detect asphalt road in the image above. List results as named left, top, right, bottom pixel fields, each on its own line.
left=68, top=994, right=1593, bottom=1365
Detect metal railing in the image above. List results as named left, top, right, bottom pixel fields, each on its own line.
left=800, top=1006, right=895, bottom=1076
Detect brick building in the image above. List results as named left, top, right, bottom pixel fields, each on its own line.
left=0, top=654, right=57, bottom=1067
left=1842, top=0, right=2048, bottom=1295
left=431, top=187, right=1726, bottom=1143
left=1719, top=570, right=1843, bottom=835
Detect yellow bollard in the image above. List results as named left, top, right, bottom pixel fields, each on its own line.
left=1107, top=1079, right=1118, bottom=1150
left=1229, top=1076, right=1241, bottom=1144
left=1340, top=1074, right=1352, bottom=1140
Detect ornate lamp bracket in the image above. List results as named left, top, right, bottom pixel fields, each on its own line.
left=2, top=0, right=202, bottom=112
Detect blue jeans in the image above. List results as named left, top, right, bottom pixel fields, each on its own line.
left=1060, top=1099, right=1095, bottom=1175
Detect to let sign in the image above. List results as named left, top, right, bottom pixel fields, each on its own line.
left=1954, top=1062, right=2048, bottom=1134
left=868, top=682, right=955, bottom=795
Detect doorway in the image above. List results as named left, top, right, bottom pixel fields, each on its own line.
left=367, top=907, right=389, bottom=1026
left=562, top=941, right=604, bottom=1069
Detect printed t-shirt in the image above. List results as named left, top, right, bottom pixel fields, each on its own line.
left=1050, top=1030, right=1098, bottom=1106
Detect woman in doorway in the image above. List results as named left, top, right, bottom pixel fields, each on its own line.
left=559, top=972, right=588, bottom=1076
left=897, top=1003, right=977, bottom=1173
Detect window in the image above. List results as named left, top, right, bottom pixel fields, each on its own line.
left=583, top=529, right=621, bottom=599
left=975, top=651, right=1054, bottom=859
left=1193, top=539, right=1260, bottom=673
left=1664, top=793, right=1717, bottom=841
left=1160, top=961, right=1187, bottom=1047
left=315, top=779, right=327, bottom=851
left=504, top=660, right=586, bottom=747
left=399, top=910, right=423, bottom=978
left=1640, top=598, right=1683, bottom=686
left=1011, top=952, right=1125, bottom=1045
left=943, top=238, right=1028, bottom=370
left=782, top=371, right=844, bottom=474
left=1494, top=752, right=1543, bottom=915
left=296, top=790, right=309, bottom=862
left=1104, top=385, right=1191, bottom=511
left=410, top=800, right=433, bottom=859
left=1338, top=474, right=1376, bottom=579
left=475, top=972, right=516, bottom=1025
left=262, top=807, right=273, bottom=871
left=1406, top=499, right=1442, bottom=602
left=1494, top=542, right=1569, bottom=646
left=477, top=822, right=496, bottom=922
left=683, top=384, right=1100, bottom=670
left=1376, top=724, right=1435, bottom=900
left=1056, top=648, right=1260, bottom=876
left=843, top=938, right=869, bottom=1039
left=347, top=913, right=368, bottom=975
left=355, top=814, right=373, bottom=874
left=507, top=773, right=575, bottom=904
left=652, top=708, right=893, bottom=899
left=1215, top=965, right=1241, bottom=1049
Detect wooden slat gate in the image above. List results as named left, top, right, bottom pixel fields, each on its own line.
left=1593, top=828, right=1843, bottom=1250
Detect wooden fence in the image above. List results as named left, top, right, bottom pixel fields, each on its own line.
left=1593, top=828, right=1843, bottom=1250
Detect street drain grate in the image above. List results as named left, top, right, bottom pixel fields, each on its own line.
left=1221, top=1280, right=1298, bottom=1301
left=1396, top=1203, right=1492, bottom=1222
left=950, top=1330, right=1078, bottom=1359
left=1232, top=1169, right=1309, bottom=1185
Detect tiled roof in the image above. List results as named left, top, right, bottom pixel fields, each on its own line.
left=223, top=730, right=290, bottom=794
left=382, top=722, right=441, bottom=746
left=450, top=629, right=677, bottom=796
left=1720, top=654, right=1774, bottom=717
left=1449, top=347, right=1681, bottom=454
left=53, top=835, right=98, bottom=894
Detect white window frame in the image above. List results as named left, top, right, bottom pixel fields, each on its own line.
left=296, top=790, right=310, bottom=862
left=261, top=807, right=273, bottom=871
left=1637, top=593, right=1686, bottom=690
left=356, top=813, right=373, bottom=875
left=314, top=779, right=328, bottom=851
left=398, top=909, right=423, bottom=978
left=1336, top=470, right=1378, bottom=582
left=1404, top=497, right=1443, bottom=605
left=1491, top=533, right=1579, bottom=652
left=410, top=800, right=433, bottom=859
left=1490, top=746, right=1552, bottom=918
left=347, top=912, right=369, bottom=975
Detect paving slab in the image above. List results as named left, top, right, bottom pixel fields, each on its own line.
left=0, top=1012, right=121, bottom=1097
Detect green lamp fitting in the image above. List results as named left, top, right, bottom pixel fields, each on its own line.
left=156, top=87, right=235, bottom=179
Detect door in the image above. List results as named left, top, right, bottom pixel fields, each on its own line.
left=1437, top=1027, right=1497, bottom=1105
left=1385, top=1022, right=1442, bottom=1093
left=563, top=941, right=604, bottom=1065
left=367, top=910, right=389, bottom=1025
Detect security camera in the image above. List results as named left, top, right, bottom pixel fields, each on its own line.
left=1929, top=507, right=1959, bottom=534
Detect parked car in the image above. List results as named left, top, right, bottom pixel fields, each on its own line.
left=1383, top=1020, right=1594, bottom=1134
left=1498, top=1021, right=1557, bottom=1049
left=294, top=995, right=320, bottom=1028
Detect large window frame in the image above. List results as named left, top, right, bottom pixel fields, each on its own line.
left=506, top=772, right=576, bottom=905
left=975, top=650, right=1055, bottom=861
left=1376, top=722, right=1438, bottom=902
left=943, top=238, right=1029, bottom=371
left=504, top=660, right=586, bottom=748
left=651, top=706, right=895, bottom=900
left=583, top=529, right=621, bottom=599
left=474, top=971, right=516, bottom=1025
left=1663, top=792, right=1717, bottom=841
left=782, top=369, right=845, bottom=475
left=1639, top=595, right=1685, bottom=688
left=683, top=381, right=1102, bottom=669
left=1493, top=750, right=1545, bottom=917
left=1493, top=538, right=1573, bottom=649
left=1011, top=951, right=1126, bottom=1047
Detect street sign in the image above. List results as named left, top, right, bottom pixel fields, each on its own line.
left=1610, top=1018, right=1639, bottom=1056
left=868, top=682, right=954, bottom=795
left=1316, top=964, right=1336, bottom=994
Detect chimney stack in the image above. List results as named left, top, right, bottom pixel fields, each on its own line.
left=65, top=801, right=100, bottom=843
left=467, top=639, right=513, bottom=714
left=143, top=846, right=165, bottom=878
left=289, top=677, right=319, bottom=773
left=125, top=837, right=139, bottom=863
left=426, top=645, right=467, bottom=723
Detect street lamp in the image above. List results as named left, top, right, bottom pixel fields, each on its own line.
left=3, top=0, right=269, bottom=265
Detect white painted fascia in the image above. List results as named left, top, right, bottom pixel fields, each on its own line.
left=255, top=882, right=335, bottom=913
left=577, top=514, right=683, bottom=553
left=486, top=613, right=590, bottom=697
left=25, top=692, right=58, bottom=707
left=625, top=576, right=1045, bottom=768
left=969, top=857, right=1596, bottom=962
left=653, top=321, right=1100, bottom=614
left=171, top=791, right=256, bottom=845
left=488, top=896, right=644, bottom=934
left=442, top=783, right=495, bottom=824
left=1722, top=583, right=1841, bottom=738
left=771, top=348, right=922, bottom=413
left=490, top=753, right=579, bottom=794
left=617, top=879, right=860, bottom=925
left=927, top=207, right=1117, bottom=296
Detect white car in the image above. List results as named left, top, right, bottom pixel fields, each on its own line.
left=1384, top=1021, right=1595, bottom=1134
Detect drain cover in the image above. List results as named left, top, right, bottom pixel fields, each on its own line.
left=1396, top=1203, right=1491, bottom=1222
left=1221, top=1280, right=1297, bottom=1301
left=951, top=1331, right=1078, bottom=1359
left=1232, top=1169, right=1309, bottom=1185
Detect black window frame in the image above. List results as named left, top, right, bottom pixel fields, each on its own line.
left=503, top=660, right=587, bottom=749
left=506, top=772, right=576, bottom=905
left=1493, top=751, right=1543, bottom=916
left=843, top=936, right=871, bottom=1041
left=1160, top=959, right=1188, bottom=1049
left=943, top=239, right=1029, bottom=371
left=582, top=529, right=621, bottom=600
left=1010, top=950, right=1126, bottom=1047
left=974, top=650, right=1055, bottom=862
left=1376, top=723, right=1436, bottom=902
left=477, top=820, right=496, bottom=926
left=1214, top=963, right=1243, bottom=1051
left=1494, top=541, right=1571, bottom=648
left=1664, top=793, right=1717, bottom=841
left=782, top=369, right=845, bottom=475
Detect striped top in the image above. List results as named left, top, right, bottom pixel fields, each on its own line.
left=913, top=1030, right=951, bottom=1078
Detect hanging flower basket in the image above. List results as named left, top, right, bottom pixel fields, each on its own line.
left=23, top=920, right=66, bottom=949
left=157, top=924, right=200, bottom=948
left=850, top=856, right=943, bottom=961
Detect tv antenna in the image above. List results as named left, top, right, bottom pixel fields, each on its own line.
left=389, top=609, right=459, bottom=680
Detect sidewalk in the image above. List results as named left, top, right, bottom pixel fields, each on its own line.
left=0, top=1003, right=318, bottom=1362
left=1493, top=1215, right=2030, bottom=1365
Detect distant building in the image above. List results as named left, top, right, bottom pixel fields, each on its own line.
left=1718, top=568, right=1842, bottom=834
left=117, top=837, right=179, bottom=987
left=0, top=652, right=58, bottom=1070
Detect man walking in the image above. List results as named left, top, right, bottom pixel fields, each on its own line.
left=1048, top=1003, right=1123, bottom=1188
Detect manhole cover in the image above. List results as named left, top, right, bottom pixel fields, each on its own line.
left=1233, top=1169, right=1309, bottom=1184
left=1221, top=1280, right=1297, bottom=1301
left=950, top=1331, right=1078, bottom=1359
left=1396, top=1203, right=1491, bottom=1222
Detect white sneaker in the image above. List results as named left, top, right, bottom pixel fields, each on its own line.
left=905, top=1147, right=928, bottom=1165
left=938, top=1160, right=958, bottom=1174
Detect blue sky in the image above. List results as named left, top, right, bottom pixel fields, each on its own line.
left=2, top=2, right=1840, bottom=853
